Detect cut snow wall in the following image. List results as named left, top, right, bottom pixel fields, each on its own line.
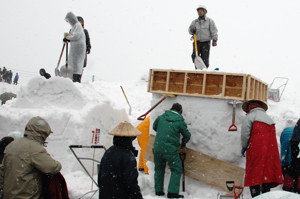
left=150, top=93, right=246, bottom=165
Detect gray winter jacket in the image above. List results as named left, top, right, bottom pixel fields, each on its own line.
left=241, top=108, right=274, bottom=149
left=188, top=16, right=218, bottom=42
left=0, top=117, right=61, bottom=199
left=65, top=12, right=86, bottom=75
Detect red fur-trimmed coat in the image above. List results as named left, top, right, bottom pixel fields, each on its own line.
left=241, top=108, right=283, bottom=187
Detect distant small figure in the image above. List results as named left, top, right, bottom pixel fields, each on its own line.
left=77, top=16, right=91, bottom=69
left=2, top=70, right=12, bottom=84
left=40, top=68, right=51, bottom=79
left=13, top=73, right=19, bottom=85
left=1, top=67, right=7, bottom=75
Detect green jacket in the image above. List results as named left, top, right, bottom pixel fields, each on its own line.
left=0, top=117, right=61, bottom=199
left=153, top=110, right=191, bottom=154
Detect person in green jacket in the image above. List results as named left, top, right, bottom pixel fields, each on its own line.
left=153, top=103, right=191, bottom=198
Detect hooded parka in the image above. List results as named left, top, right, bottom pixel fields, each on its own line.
left=153, top=110, right=191, bottom=194
left=0, top=116, right=62, bottom=199
left=65, top=12, right=86, bottom=75
left=241, top=108, right=283, bottom=187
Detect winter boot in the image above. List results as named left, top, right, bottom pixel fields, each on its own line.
left=156, top=191, right=165, bottom=196
left=167, top=192, right=184, bottom=198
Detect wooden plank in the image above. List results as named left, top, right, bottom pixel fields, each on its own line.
left=183, top=72, right=188, bottom=94
left=241, top=75, right=247, bottom=100
left=147, top=69, right=153, bottom=92
left=186, top=73, right=204, bottom=94
left=224, top=75, right=244, bottom=98
left=169, top=72, right=185, bottom=93
left=145, top=135, right=245, bottom=193
left=204, top=74, right=224, bottom=96
left=152, top=71, right=168, bottom=91
left=166, top=71, right=170, bottom=92
left=222, top=74, right=226, bottom=97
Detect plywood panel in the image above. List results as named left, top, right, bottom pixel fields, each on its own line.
left=168, top=72, right=185, bottom=93
left=186, top=73, right=204, bottom=94
left=225, top=76, right=244, bottom=98
left=145, top=135, right=245, bottom=193
left=152, top=71, right=167, bottom=91
left=204, top=74, right=224, bottom=96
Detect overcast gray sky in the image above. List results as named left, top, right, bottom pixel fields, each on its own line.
left=1, top=0, right=300, bottom=91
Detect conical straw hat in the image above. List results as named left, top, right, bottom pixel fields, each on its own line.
left=242, top=100, right=268, bottom=113
left=109, top=121, right=142, bottom=137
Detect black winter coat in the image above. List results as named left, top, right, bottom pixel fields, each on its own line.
left=98, top=136, right=143, bottom=199
left=291, top=119, right=300, bottom=142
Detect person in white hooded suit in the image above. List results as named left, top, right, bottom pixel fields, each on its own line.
left=64, top=12, right=86, bottom=83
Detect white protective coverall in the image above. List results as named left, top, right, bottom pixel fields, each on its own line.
left=65, top=12, right=86, bottom=75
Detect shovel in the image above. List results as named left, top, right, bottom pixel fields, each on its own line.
left=120, top=86, right=132, bottom=115
left=55, top=42, right=66, bottom=76
left=228, top=100, right=237, bottom=131
left=137, top=96, right=166, bottom=120
left=55, top=42, right=73, bottom=79
left=193, top=34, right=206, bottom=70
left=179, top=152, right=186, bottom=192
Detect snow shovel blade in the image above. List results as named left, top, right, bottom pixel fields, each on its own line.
left=193, top=34, right=206, bottom=70
left=194, top=55, right=206, bottom=70
left=57, top=64, right=73, bottom=80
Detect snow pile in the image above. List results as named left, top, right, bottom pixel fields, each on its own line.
left=1, top=75, right=300, bottom=199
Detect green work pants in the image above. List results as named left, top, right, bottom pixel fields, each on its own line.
left=154, top=152, right=182, bottom=194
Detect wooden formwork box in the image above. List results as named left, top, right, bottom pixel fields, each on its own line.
left=148, top=69, right=268, bottom=103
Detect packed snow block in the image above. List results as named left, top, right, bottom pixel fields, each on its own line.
left=148, top=69, right=268, bottom=103
left=149, top=94, right=244, bottom=162
left=146, top=92, right=246, bottom=193
left=145, top=134, right=245, bottom=193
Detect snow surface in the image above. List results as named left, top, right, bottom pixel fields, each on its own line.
left=1, top=74, right=300, bottom=199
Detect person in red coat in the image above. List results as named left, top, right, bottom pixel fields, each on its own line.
left=241, top=100, right=283, bottom=198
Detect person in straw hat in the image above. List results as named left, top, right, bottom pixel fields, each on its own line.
left=241, top=100, right=283, bottom=197
left=98, top=121, right=143, bottom=199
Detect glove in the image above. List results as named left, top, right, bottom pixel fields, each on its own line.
left=190, top=28, right=196, bottom=34
left=63, top=38, right=70, bottom=42
left=212, top=40, right=217, bottom=46
left=87, top=49, right=91, bottom=54
left=241, top=148, right=246, bottom=157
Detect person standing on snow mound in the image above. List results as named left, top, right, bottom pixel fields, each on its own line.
left=241, top=100, right=283, bottom=198
left=0, top=116, right=62, bottom=199
left=188, top=5, right=218, bottom=68
left=64, top=12, right=86, bottom=83
left=98, top=121, right=143, bottom=199
left=153, top=103, right=191, bottom=198
left=77, top=16, right=91, bottom=69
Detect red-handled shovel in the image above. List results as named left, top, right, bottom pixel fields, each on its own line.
left=137, top=96, right=166, bottom=120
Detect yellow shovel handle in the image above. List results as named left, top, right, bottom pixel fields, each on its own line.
left=194, top=34, right=198, bottom=53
